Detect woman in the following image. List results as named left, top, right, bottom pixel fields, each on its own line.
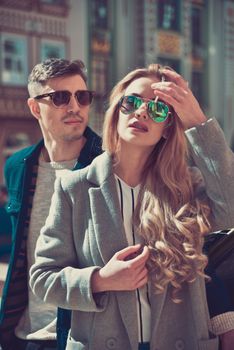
left=30, top=64, right=234, bottom=350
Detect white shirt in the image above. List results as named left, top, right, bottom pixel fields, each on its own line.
left=115, top=175, right=151, bottom=343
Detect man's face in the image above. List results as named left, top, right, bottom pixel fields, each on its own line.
left=30, top=74, right=90, bottom=143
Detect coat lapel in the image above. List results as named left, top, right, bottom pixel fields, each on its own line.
left=188, top=277, right=211, bottom=339
left=116, top=292, right=139, bottom=350
left=87, top=152, right=138, bottom=348
left=87, top=152, right=128, bottom=263
left=88, top=178, right=128, bottom=264
left=150, top=282, right=168, bottom=346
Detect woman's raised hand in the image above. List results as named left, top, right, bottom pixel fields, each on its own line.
left=151, top=68, right=207, bottom=130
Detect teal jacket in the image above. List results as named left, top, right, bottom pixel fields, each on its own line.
left=0, top=127, right=102, bottom=350
left=0, top=204, right=12, bottom=256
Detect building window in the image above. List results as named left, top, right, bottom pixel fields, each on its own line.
left=158, top=0, right=180, bottom=32
left=91, top=57, right=108, bottom=95
left=192, top=71, right=204, bottom=106
left=5, top=133, right=30, bottom=148
left=0, top=33, right=28, bottom=86
left=88, top=0, right=112, bottom=134
left=3, top=133, right=31, bottom=159
left=190, top=2, right=207, bottom=110
left=191, top=7, right=202, bottom=46
left=231, top=133, right=234, bottom=152
left=157, top=57, right=181, bottom=73
left=40, top=0, right=64, bottom=4
left=40, top=39, right=66, bottom=60
left=90, top=0, right=108, bottom=29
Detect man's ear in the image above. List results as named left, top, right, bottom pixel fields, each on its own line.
left=27, top=98, right=41, bottom=120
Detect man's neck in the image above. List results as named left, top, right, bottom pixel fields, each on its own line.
left=43, top=136, right=86, bottom=162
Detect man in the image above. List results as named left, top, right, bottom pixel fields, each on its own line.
left=0, top=185, right=12, bottom=258
left=0, top=58, right=102, bottom=350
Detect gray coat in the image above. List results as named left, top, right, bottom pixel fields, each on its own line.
left=30, top=119, right=234, bottom=350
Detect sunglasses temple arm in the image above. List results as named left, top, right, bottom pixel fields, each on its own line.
left=119, top=104, right=132, bottom=113
left=164, top=113, right=173, bottom=127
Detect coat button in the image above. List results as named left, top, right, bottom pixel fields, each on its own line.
left=175, top=339, right=185, bottom=350
left=105, top=337, right=117, bottom=349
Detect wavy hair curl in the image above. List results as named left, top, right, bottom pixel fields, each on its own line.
left=103, top=64, right=210, bottom=302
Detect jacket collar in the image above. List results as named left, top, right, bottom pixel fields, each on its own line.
left=86, top=152, right=113, bottom=186
left=18, top=139, right=44, bottom=165
left=74, top=127, right=102, bottom=170
left=23, top=127, right=102, bottom=168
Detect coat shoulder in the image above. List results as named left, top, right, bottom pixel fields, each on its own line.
left=60, top=152, right=112, bottom=192
left=60, top=165, right=90, bottom=191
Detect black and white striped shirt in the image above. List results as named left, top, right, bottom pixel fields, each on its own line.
left=115, top=175, right=151, bottom=343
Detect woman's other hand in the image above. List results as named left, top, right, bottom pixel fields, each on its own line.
left=91, top=244, right=149, bottom=292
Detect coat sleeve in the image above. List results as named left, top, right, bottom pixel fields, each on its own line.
left=185, top=118, right=234, bottom=231
left=29, top=175, right=106, bottom=312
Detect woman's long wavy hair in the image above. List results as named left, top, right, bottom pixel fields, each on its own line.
left=103, top=64, right=210, bottom=302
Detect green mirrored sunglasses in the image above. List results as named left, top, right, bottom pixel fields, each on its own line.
left=119, top=95, right=170, bottom=123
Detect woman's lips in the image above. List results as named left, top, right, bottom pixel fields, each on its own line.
left=129, top=121, right=148, bottom=132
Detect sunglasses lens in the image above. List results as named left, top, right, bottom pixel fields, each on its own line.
left=52, top=91, right=71, bottom=107
left=120, top=95, right=141, bottom=114
left=76, top=91, right=94, bottom=106
left=148, top=100, right=169, bottom=122
left=119, top=96, right=170, bottom=122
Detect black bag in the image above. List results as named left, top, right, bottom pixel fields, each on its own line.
left=204, top=229, right=234, bottom=307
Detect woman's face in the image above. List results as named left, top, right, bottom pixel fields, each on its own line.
left=117, top=76, right=168, bottom=151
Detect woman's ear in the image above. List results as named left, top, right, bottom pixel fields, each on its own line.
left=162, top=128, right=169, bottom=139
left=27, top=98, right=41, bottom=120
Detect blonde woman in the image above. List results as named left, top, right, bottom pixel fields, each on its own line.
left=30, top=65, right=234, bottom=350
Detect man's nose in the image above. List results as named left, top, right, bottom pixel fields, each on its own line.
left=67, top=94, right=81, bottom=112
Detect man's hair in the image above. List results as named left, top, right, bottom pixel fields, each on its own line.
left=28, top=58, right=87, bottom=97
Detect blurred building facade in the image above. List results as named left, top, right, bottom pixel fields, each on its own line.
left=0, top=0, right=234, bottom=183
left=0, top=0, right=70, bottom=183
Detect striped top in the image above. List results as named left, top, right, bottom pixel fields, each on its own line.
left=115, top=175, right=151, bottom=343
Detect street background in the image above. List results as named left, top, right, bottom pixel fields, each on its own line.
left=0, top=0, right=234, bottom=326
left=0, top=0, right=234, bottom=183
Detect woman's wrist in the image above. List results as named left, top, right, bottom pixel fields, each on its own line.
left=91, top=268, right=109, bottom=293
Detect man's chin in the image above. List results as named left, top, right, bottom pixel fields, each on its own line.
left=62, top=133, right=84, bottom=142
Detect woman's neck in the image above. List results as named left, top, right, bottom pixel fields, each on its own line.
left=114, top=145, right=152, bottom=187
